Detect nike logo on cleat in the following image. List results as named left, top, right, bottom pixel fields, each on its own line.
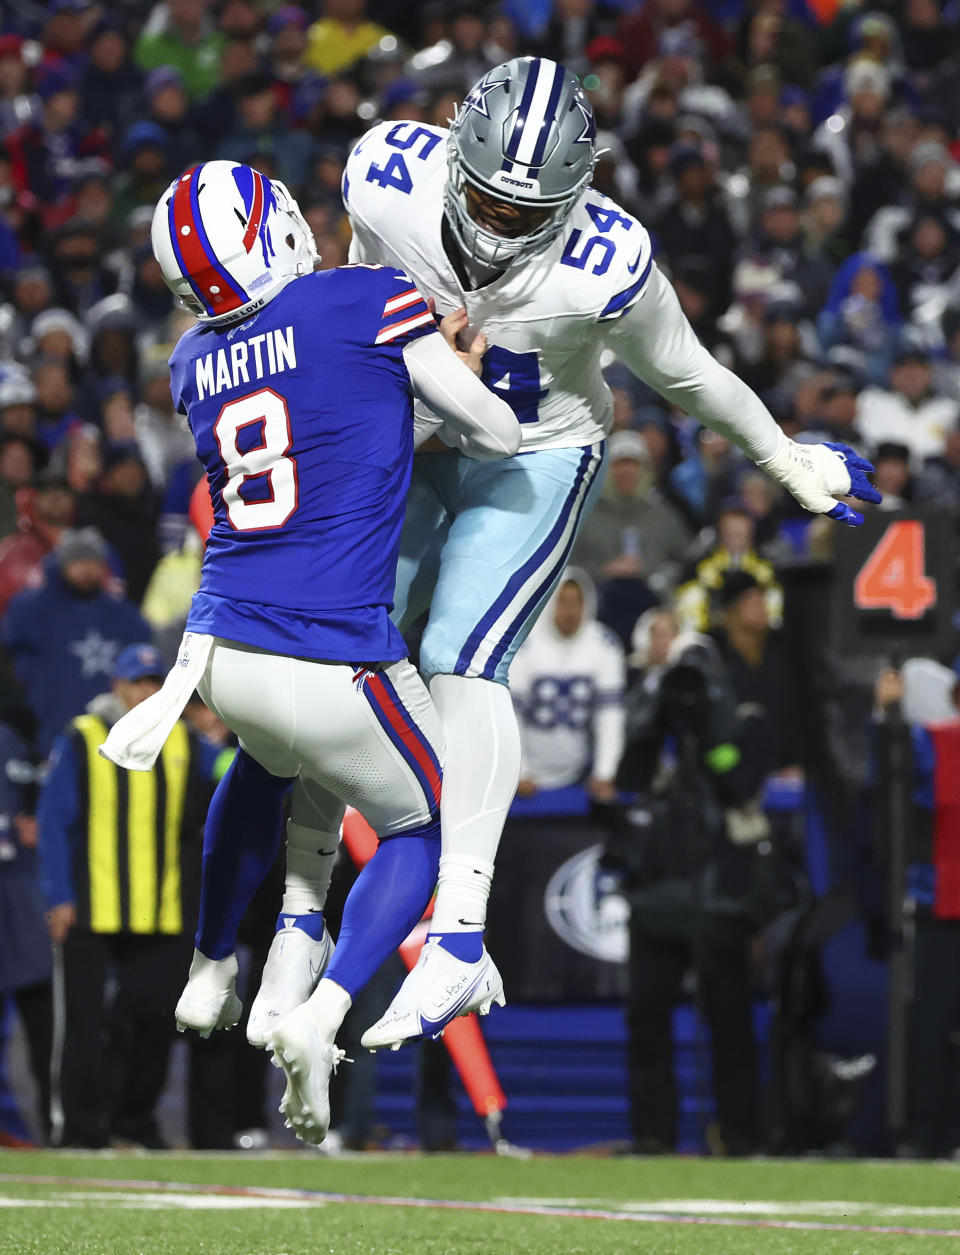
left=458, top=919, right=484, bottom=927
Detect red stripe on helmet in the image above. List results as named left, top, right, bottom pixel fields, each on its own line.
left=171, top=166, right=247, bottom=316
left=242, top=169, right=265, bottom=255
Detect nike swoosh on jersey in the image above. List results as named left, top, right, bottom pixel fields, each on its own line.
left=626, top=249, right=645, bottom=274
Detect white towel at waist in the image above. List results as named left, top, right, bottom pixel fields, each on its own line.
left=100, top=631, right=214, bottom=770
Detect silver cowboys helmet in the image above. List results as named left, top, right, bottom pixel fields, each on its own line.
left=445, top=56, right=597, bottom=270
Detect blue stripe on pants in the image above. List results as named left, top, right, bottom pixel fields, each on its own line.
left=453, top=445, right=599, bottom=679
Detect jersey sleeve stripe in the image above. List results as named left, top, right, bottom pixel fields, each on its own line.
left=375, top=310, right=435, bottom=344
left=598, top=255, right=653, bottom=321
left=383, top=289, right=424, bottom=315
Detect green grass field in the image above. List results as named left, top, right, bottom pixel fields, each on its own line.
left=3, top=1149, right=960, bottom=1255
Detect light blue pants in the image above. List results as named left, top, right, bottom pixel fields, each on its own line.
left=393, top=443, right=606, bottom=685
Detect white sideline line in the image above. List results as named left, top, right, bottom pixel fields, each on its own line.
left=1, top=1174, right=960, bottom=1238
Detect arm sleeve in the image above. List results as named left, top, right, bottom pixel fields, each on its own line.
left=402, top=333, right=522, bottom=461
left=602, top=262, right=782, bottom=463
left=36, top=733, right=80, bottom=908
left=347, top=214, right=380, bottom=265
left=592, top=639, right=627, bottom=781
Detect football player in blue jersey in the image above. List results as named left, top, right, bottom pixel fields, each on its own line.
left=101, top=160, right=520, bottom=1143
left=144, top=59, right=880, bottom=1056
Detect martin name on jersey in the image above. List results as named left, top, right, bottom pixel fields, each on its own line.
left=343, top=120, right=653, bottom=453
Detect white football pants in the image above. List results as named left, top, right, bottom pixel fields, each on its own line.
left=198, top=638, right=444, bottom=837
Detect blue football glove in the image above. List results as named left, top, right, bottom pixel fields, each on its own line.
left=822, top=443, right=883, bottom=525
left=757, top=435, right=881, bottom=527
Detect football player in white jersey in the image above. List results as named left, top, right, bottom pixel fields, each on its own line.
left=186, top=56, right=879, bottom=1051
left=341, top=55, right=878, bottom=1050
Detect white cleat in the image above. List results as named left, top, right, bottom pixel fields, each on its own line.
left=360, top=938, right=505, bottom=1051
left=175, top=951, right=242, bottom=1038
left=269, top=1004, right=347, bottom=1147
left=247, top=920, right=335, bottom=1049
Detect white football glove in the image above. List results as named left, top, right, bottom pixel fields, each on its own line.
left=757, top=434, right=881, bottom=526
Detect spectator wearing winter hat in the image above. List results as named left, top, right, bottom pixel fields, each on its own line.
left=811, top=57, right=890, bottom=186
left=142, top=67, right=203, bottom=176
left=134, top=0, right=225, bottom=101
left=802, top=175, right=851, bottom=265
left=80, top=18, right=144, bottom=140
left=110, top=122, right=174, bottom=229
left=5, top=264, right=56, bottom=354
left=709, top=568, right=802, bottom=775
left=267, top=6, right=313, bottom=84
left=0, top=370, right=38, bottom=442
left=863, top=141, right=960, bottom=266
left=737, top=294, right=819, bottom=413
left=675, top=499, right=782, bottom=633
left=214, top=73, right=314, bottom=189
left=0, top=470, right=75, bottom=614
left=48, top=219, right=118, bottom=317
left=745, top=184, right=836, bottom=318
left=29, top=309, right=88, bottom=372
left=134, top=349, right=194, bottom=496
left=572, top=429, right=691, bottom=639
left=735, top=7, right=817, bottom=91
left=31, top=356, right=82, bottom=450
left=817, top=252, right=903, bottom=389
left=617, top=0, right=730, bottom=82
left=0, top=435, right=42, bottom=538
left=652, top=146, right=737, bottom=313
left=42, top=0, right=96, bottom=68
left=889, top=211, right=960, bottom=325
left=857, top=341, right=960, bottom=467
left=2, top=525, right=149, bottom=754
left=0, top=36, right=40, bottom=141
left=79, top=443, right=159, bottom=604
left=5, top=63, right=108, bottom=220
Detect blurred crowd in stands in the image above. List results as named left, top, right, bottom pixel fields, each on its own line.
left=1, top=0, right=960, bottom=1154
left=0, top=0, right=956, bottom=705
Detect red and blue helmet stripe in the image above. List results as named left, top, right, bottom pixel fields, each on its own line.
left=167, top=163, right=252, bottom=318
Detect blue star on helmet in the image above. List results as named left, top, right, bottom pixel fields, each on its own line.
left=573, top=97, right=597, bottom=147
left=460, top=76, right=501, bottom=121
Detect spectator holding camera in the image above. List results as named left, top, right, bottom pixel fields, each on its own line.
left=612, top=629, right=772, bottom=1155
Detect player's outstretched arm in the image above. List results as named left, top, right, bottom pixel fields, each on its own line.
left=403, top=333, right=522, bottom=461
left=603, top=264, right=881, bottom=525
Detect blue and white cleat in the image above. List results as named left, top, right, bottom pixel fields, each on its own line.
left=175, top=950, right=243, bottom=1038
left=360, top=937, right=505, bottom=1051
left=247, top=918, right=335, bottom=1049
left=269, top=1004, right=347, bottom=1147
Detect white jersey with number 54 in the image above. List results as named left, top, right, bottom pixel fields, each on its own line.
left=343, top=120, right=653, bottom=453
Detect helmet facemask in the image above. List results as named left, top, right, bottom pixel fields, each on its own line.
left=444, top=138, right=588, bottom=271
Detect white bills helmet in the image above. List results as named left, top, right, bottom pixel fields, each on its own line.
left=151, top=161, right=318, bottom=326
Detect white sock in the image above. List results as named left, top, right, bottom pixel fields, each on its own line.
left=428, top=674, right=520, bottom=934
left=189, top=949, right=237, bottom=989
left=433, top=853, right=494, bottom=932
left=282, top=821, right=337, bottom=916
left=306, top=978, right=352, bottom=1043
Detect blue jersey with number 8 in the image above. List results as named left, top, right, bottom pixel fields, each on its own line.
left=169, top=265, right=434, bottom=662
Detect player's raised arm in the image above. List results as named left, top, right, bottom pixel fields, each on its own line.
left=403, top=332, right=522, bottom=461
left=603, top=262, right=881, bottom=526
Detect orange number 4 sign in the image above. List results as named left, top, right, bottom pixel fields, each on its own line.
left=853, top=519, right=937, bottom=620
